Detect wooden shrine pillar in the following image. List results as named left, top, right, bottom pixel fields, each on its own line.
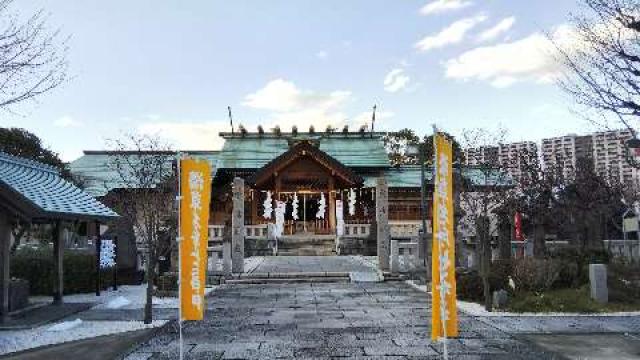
left=0, top=214, right=11, bottom=323
left=328, top=177, right=336, bottom=232
left=250, top=189, right=258, bottom=226
left=52, top=220, right=65, bottom=305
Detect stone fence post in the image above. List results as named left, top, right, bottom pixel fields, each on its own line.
left=390, top=239, right=399, bottom=275
left=232, top=177, right=245, bottom=273
left=376, top=177, right=389, bottom=271
left=589, top=264, right=608, bottom=304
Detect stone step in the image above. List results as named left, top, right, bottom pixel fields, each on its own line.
left=225, top=271, right=350, bottom=284
left=225, top=277, right=349, bottom=284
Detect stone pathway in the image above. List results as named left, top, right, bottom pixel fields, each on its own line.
left=125, top=282, right=559, bottom=359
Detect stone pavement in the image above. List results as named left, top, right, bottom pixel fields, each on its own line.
left=125, top=282, right=559, bottom=359
left=475, top=314, right=640, bottom=334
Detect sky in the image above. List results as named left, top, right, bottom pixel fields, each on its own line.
left=3, top=0, right=598, bottom=161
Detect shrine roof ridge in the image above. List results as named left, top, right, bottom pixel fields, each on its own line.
left=219, top=131, right=387, bottom=139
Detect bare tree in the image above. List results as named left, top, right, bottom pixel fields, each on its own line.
left=557, top=1, right=640, bottom=139
left=106, top=134, right=175, bottom=324
left=0, top=0, right=68, bottom=110
left=511, top=151, right=566, bottom=259
left=458, top=128, right=512, bottom=311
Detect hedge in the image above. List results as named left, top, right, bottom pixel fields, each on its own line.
left=11, top=247, right=116, bottom=295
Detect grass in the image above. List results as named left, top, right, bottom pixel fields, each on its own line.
left=506, top=286, right=640, bottom=313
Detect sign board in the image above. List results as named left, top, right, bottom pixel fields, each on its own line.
left=336, top=199, right=344, bottom=236
left=431, top=133, right=458, bottom=340
left=624, top=217, right=639, bottom=233
left=99, top=239, right=116, bottom=269
left=179, top=158, right=212, bottom=321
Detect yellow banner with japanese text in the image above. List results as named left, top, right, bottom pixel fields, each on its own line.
left=180, top=158, right=212, bottom=321
left=431, top=133, right=458, bottom=340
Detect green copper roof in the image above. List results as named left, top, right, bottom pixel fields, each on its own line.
left=69, top=151, right=218, bottom=197
left=362, top=165, right=512, bottom=188
left=217, top=132, right=390, bottom=169
left=0, top=152, right=118, bottom=220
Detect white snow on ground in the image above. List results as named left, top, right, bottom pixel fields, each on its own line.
left=405, top=280, right=640, bottom=317
left=31, top=284, right=217, bottom=310
left=46, top=318, right=83, bottom=332
left=0, top=320, right=166, bottom=355
left=105, top=296, right=132, bottom=309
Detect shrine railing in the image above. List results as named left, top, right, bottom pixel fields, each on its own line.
left=246, top=224, right=268, bottom=239
left=343, top=223, right=371, bottom=238
left=389, top=220, right=430, bottom=239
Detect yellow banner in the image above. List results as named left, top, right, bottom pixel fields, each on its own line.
left=431, top=133, right=458, bottom=340
left=180, top=158, right=212, bottom=321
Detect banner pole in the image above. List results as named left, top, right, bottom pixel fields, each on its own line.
left=432, top=126, right=449, bottom=360
left=176, top=153, right=183, bottom=360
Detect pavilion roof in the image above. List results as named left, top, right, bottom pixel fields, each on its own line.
left=0, top=152, right=119, bottom=222
left=216, top=132, right=390, bottom=169
left=69, top=150, right=219, bottom=197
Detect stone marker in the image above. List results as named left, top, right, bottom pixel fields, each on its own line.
left=222, top=239, right=232, bottom=275
left=493, top=289, right=509, bottom=309
left=390, top=239, right=399, bottom=275
left=232, top=177, right=245, bottom=273
left=589, top=263, right=608, bottom=304
left=376, top=177, right=390, bottom=271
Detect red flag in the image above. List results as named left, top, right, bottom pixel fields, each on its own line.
left=514, top=212, right=523, bottom=241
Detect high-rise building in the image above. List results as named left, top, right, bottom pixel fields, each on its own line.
left=463, top=141, right=538, bottom=180
left=498, top=141, right=538, bottom=180
left=541, top=129, right=639, bottom=185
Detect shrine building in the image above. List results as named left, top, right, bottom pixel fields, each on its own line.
left=70, top=130, right=502, bottom=258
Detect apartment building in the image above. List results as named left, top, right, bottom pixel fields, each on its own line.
left=463, top=141, right=538, bottom=180
left=541, top=129, right=639, bottom=185
left=498, top=141, right=538, bottom=180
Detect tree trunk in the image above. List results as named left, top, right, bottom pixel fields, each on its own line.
left=533, top=222, right=546, bottom=258
left=144, top=248, right=154, bottom=324
left=498, top=215, right=512, bottom=260
left=477, top=216, right=492, bottom=311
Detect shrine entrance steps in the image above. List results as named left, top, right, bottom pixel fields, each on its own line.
left=276, top=234, right=336, bottom=256
left=225, top=271, right=350, bottom=285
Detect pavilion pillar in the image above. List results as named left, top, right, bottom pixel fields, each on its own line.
left=251, top=189, right=258, bottom=226
left=328, top=177, right=336, bottom=232
left=0, top=214, right=11, bottom=323
left=52, top=220, right=64, bottom=305
left=232, top=177, right=245, bottom=273
left=376, top=177, right=390, bottom=271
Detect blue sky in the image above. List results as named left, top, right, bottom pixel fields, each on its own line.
left=4, top=0, right=593, bottom=161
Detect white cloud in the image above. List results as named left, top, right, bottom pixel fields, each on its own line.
left=419, top=0, right=473, bottom=15
left=444, top=24, right=573, bottom=88
left=477, top=16, right=515, bottom=42
left=384, top=68, right=411, bottom=93
left=415, top=14, right=487, bottom=52
left=242, top=79, right=393, bottom=131
left=316, top=50, right=328, bottom=59
left=137, top=121, right=227, bottom=150
left=353, top=111, right=395, bottom=129
left=243, top=78, right=351, bottom=113
left=54, top=116, right=83, bottom=128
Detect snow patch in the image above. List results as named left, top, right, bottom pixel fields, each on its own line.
left=46, top=319, right=83, bottom=332
left=106, top=296, right=131, bottom=309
